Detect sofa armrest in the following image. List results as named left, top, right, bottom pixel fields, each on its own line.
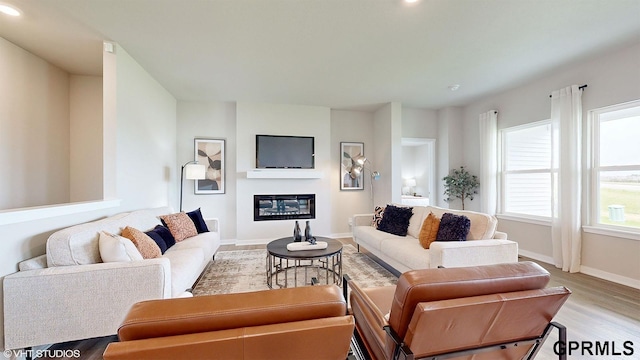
left=429, top=239, right=518, bottom=269
left=204, top=217, right=220, bottom=233
left=353, top=213, right=374, bottom=227
left=346, top=278, right=390, bottom=331
left=18, top=254, right=48, bottom=270
left=493, top=231, right=508, bottom=240
left=3, top=258, right=171, bottom=350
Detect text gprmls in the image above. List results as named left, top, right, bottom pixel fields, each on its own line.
left=554, top=341, right=634, bottom=356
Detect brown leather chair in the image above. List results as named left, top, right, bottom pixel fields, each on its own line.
left=346, top=262, right=571, bottom=360
left=103, top=284, right=354, bottom=360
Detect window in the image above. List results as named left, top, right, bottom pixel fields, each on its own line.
left=589, top=100, right=640, bottom=231
left=499, top=120, right=553, bottom=218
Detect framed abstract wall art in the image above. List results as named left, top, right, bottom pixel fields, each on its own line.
left=195, top=138, right=225, bottom=194
left=341, top=142, right=364, bottom=191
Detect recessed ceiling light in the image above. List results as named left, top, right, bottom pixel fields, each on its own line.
left=405, top=0, right=420, bottom=3
left=448, top=84, right=461, bottom=92
left=0, top=4, right=21, bottom=17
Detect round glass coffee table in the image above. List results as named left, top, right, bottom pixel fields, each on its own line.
left=266, top=237, right=343, bottom=288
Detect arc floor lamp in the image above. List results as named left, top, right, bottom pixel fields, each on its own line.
left=349, top=154, right=381, bottom=200
left=180, top=161, right=206, bottom=212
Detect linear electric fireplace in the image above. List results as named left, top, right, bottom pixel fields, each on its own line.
left=254, top=194, right=315, bottom=221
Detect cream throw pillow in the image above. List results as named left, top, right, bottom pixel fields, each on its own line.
left=99, top=231, right=143, bottom=262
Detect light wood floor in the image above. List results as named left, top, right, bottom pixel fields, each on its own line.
left=39, top=240, right=639, bottom=360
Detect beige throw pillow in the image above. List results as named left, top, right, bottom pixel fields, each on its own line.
left=121, top=226, right=162, bottom=259
left=160, top=212, right=198, bottom=241
left=418, top=212, right=440, bottom=249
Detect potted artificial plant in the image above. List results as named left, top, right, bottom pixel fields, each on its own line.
left=443, top=166, right=480, bottom=210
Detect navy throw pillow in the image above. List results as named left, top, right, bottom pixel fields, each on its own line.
left=145, top=228, right=168, bottom=254
left=153, top=225, right=176, bottom=249
left=436, top=213, right=471, bottom=241
left=377, top=205, right=413, bottom=236
left=187, top=208, right=209, bottom=233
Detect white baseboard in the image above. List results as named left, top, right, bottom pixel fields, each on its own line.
left=220, top=238, right=237, bottom=245
left=580, top=265, right=640, bottom=290
left=519, top=250, right=640, bottom=289
left=229, top=234, right=352, bottom=247
left=518, top=250, right=554, bottom=265
left=329, top=232, right=353, bottom=239
left=233, top=238, right=271, bottom=246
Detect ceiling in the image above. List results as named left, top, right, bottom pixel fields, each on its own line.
left=2, top=0, right=639, bottom=111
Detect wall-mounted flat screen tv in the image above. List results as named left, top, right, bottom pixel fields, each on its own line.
left=256, top=135, right=315, bottom=169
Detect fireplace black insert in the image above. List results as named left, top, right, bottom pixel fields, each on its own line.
left=254, top=194, right=315, bottom=221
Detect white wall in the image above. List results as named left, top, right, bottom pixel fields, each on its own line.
left=330, top=110, right=375, bottom=235
left=436, top=107, right=463, bottom=208
left=177, top=101, right=237, bottom=240
left=235, top=102, right=331, bottom=243
left=373, top=103, right=403, bottom=206
left=0, top=37, right=70, bottom=209
left=402, top=107, right=438, bottom=137
left=115, top=48, right=177, bottom=210
left=175, top=105, right=380, bottom=240
left=0, top=45, right=177, bottom=351
left=70, top=75, right=103, bottom=202
left=461, top=41, right=640, bottom=286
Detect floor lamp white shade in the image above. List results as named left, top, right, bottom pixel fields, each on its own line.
left=180, top=162, right=206, bottom=211
left=185, top=163, right=206, bottom=180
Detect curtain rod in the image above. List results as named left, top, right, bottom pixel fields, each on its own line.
left=549, top=84, right=587, bottom=98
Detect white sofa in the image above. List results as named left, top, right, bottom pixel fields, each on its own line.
left=353, top=205, right=518, bottom=273
left=3, top=206, right=220, bottom=351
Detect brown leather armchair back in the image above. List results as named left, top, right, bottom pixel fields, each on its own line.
left=104, top=285, right=354, bottom=360
left=347, top=261, right=571, bottom=360
left=404, top=287, right=570, bottom=359
left=389, top=262, right=551, bottom=340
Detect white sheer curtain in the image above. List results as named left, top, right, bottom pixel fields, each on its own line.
left=479, top=110, right=498, bottom=215
left=550, top=85, right=582, bottom=273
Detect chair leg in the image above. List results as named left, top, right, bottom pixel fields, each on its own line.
left=343, top=274, right=352, bottom=314
left=525, top=322, right=567, bottom=360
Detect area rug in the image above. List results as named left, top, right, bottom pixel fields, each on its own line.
left=192, top=244, right=397, bottom=296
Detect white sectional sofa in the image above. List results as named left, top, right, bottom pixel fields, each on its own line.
left=353, top=205, right=518, bottom=273
left=3, top=206, right=220, bottom=351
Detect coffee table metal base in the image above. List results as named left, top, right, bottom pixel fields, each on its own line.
left=266, top=237, right=342, bottom=288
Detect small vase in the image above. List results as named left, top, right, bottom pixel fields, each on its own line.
left=304, top=221, right=315, bottom=244
left=293, top=221, right=302, bottom=242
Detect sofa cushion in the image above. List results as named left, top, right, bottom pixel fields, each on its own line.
left=46, top=212, right=129, bottom=267
left=378, top=205, right=413, bottom=236
left=380, top=237, right=430, bottom=270
left=163, top=247, right=206, bottom=297
left=436, top=213, right=470, bottom=241
left=418, top=212, right=440, bottom=249
left=160, top=212, right=198, bottom=242
left=171, top=232, right=218, bottom=259
left=353, top=225, right=395, bottom=252
left=122, top=226, right=162, bottom=259
left=46, top=207, right=171, bottom=267
left=426, top=206, right=497, bottom=240
left=98, top=231, right=144, bottom=262
left=186, top=208, right=209, bottom=233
